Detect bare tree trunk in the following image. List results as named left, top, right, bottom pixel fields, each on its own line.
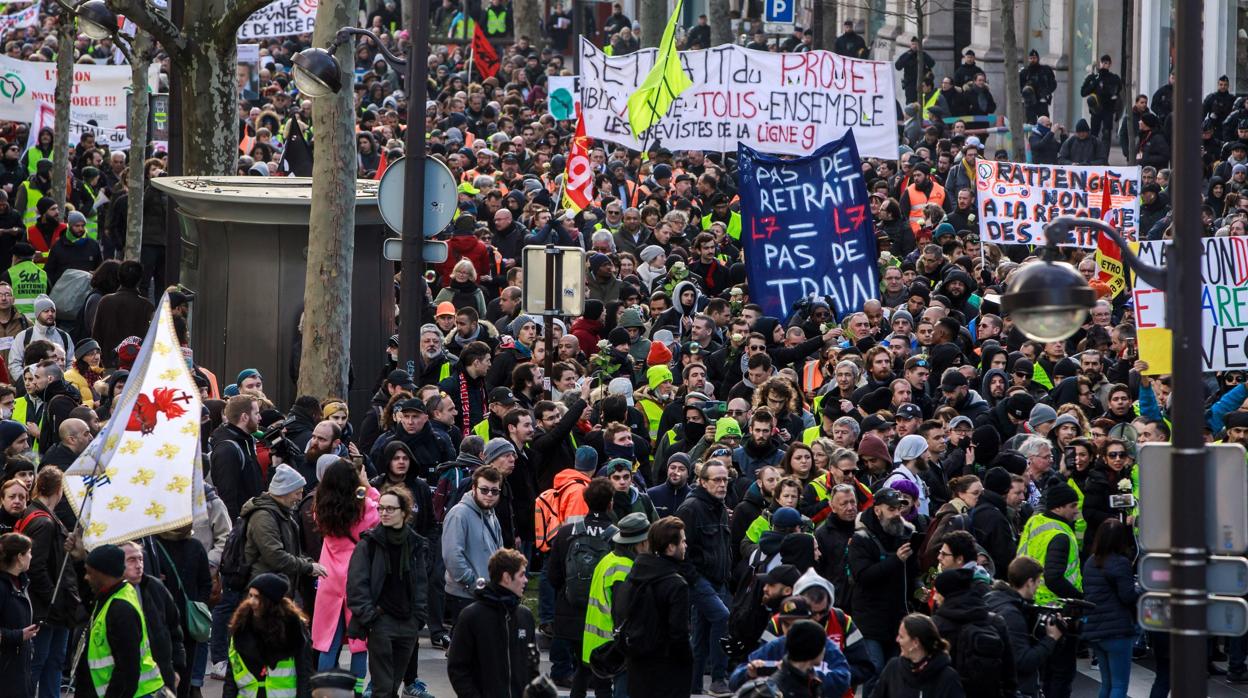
left=124, top=32, right=153, bottom=263
left=709, top=0, right=731, bottom=46
left=297, top=0, right=358, bottom=399
left=51, top=17, right=74, bottom=213
left=1000, top=0, right=1024, bottom=160
left=513, top=0, right=543, bottom=51
left=640, top=0, right=667, bottom=49
left=110, top=0, right=272, bottom=176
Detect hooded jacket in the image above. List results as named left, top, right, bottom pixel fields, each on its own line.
left=932, top=583, right=1018, bottom=697
left=441, top=489, right=504, bottom=599
left=970, top=489, right=1016, bottom=580
left=979, top=368, right=1009, bottom=407
left=435, top=234, right=491, bottom=286
left=445, top=583, right=538, bottom=698
left=346, top=522, right=430, bottom=635
left=241, top=493, right=316, bottom=581
left=984, top=583, right=1056, bottom=697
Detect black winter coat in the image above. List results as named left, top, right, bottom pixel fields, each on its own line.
left=529, top=397, right=586, bottom=491
left=815, top=514, right=857, bottom=610
left=931, top=589, right=1017, bottom=697
left=75, top=581, right=155, bottom=698
left=222, top=613, right=313, bottom=698
left=970, top=490, right=1016, bottom=580
left=615, top=553, right=692, bottom=698
left=136, top=574, right=186, bottom=688
left=984, top=585, right=1055, bottom=697
left=0, top=572, right=33, bottom=698
left=1081, top=553, right=1139, bottom=641
left=869, top=653, right=966, bottom=698
left=445, top=583, right=538, bottom=698
left=546, top=511, right=616, bottom=639
left=846, top=508, right=918, bottom=642
left=23, top=501, right=80, bottom=625
left=346, top=524, right=430, bottom=635
left=677, top=486, right=732, bottom=586
left=210, top=423, right=263, bottom=520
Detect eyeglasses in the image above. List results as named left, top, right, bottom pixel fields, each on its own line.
left=727, top=409, right=748, bottom=416
left=1106, top=451, right=1129, bottom=460
left=476, top=486, right=502, bottom=495
left=377, top=505, right=403, bottom=513
left=703, top=476, right=730, bottom=483
left=937, top=550, right=953, bottom=558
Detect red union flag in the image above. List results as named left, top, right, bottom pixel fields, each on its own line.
left=471, top=24, right=500, bottom=79
left=1095, top=174, right=1126, bottom=297
left=563, top=106, right=593, bottom=212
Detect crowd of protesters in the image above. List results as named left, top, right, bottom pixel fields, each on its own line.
left=0, top=1, right=1246, bottom=698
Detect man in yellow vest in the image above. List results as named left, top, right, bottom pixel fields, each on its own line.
left=81, top=543, right=166, bottom=698
left=1015, top=481, right=1082, bottom=698
left=20, top=128, right=54, bottom=177
left=634, top=365, right=675, bottom=444
left=483, top=0, right=512, bottom=37
left=583, top=512, right=651, bottom=692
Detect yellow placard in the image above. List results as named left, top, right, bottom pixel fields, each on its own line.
left=1137, top=327, right=1172, bottom=375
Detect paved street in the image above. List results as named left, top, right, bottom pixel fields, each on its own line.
left=181, top=642, right=1248, bottom=698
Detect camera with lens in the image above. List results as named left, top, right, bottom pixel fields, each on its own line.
left=257, top=417, right=292, bottom=461
left=1033, top=598, right=1094, bottom=636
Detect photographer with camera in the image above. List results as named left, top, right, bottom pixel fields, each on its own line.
left=1015, top=482, right=1083, bottom=698
left=985, top=556, right=1061, bottom=698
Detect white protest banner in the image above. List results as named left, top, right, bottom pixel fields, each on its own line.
left=974, top=161, right=1140, bottom=247
left=0, top=56, right=159, bottom=128
left=238, top=0, right=318, bottom=40
left=1132, top=237, right=1248, bottom=373
left=0, top=4, right=38, bottom=33
left=578, top=38, right=898, bottom=158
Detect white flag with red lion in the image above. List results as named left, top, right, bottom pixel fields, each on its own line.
left=65, top=294, right=205, bottom=549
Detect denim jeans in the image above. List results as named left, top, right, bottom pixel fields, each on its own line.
left=539, top=568, right=558, bottom=626
left=861, top=637, right=897, bottom=697
left=425, top=529, right=447, bottom=637
left=1230, top=630, right=1248, bottom=674
left=30, top=623, right=69, bottom=698
left=209, top=588, right=241, bottom=664
left=191, top=642, right=208, bottom=687
left=690, top=577, right=730, bottom=690
left=1090, top=637, right=1134, bottom=698
left=549, top=637, right=575, bottom=681
left=317, top=613, right=368, bottom=688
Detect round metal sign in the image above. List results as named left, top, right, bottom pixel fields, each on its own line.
left=377, top=156, right=457, bottom=238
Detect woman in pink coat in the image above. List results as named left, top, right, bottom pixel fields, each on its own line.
left=312, top=458, right=380, bottom=690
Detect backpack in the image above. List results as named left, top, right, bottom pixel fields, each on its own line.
left=563, top=521, right=616, bottom=606
left=218, top=507, right=266, bottom=591
left=534, top=478, right=581, bottom=553
left=951, top=616, right=1007, bottom=697
left=14, top=509, right=51, bottom=534
left=49, top=268, right=91, bottom=322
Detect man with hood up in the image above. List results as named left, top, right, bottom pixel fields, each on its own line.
left=937, top=267, right=979, bottom=318
left=980, top=367, right=1009, bottom=407
left=653, top=279, right=705, bottom=337
left=586, top=253, right=622, bottom=303
left=792, top=567, right=876, bottom=688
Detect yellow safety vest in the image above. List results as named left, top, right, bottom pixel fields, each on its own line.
left=1016, top=513, right=1082, bottom=605
left=228, top=638, right=298, bottom=698
left=582, top=551, right=634, bottom=662
left=81, top=182, right=99, bottom=240
left=20, top=181, right=43, bottom=231
left=25, top=146, right=51, bottom=176
left=802, top=424, right=821, bottom=445
left=485, top=7, right=509, bottom=34
left=472, top=419, right=492, bottom=440
left=702, top=211, right=742, bottom=241
left=87, top=583, right=165, bottom=698
left=637, top=397, right=663, bottom=443
left=1068, top=477, right=1087, bottom=541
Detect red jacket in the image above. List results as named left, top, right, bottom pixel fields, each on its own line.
left=570, top=316, right=603, bottom=357
left=435, top=234, right=491, bottom=285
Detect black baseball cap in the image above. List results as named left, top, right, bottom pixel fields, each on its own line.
left=940, top=371, right=969, bottom=391
left=490, top=387, right=518, bottom=406
left=758, top=564, right=801, bottom=587
left=396, top=397, right=426, bottom=413
left=861, top=414, right=895, bottom=433
left=387, top=369, right=417, bottom=390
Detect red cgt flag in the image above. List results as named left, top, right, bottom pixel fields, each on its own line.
left=374, top=148, right=389, bottom=180
left=563, top=105, right=593, bottom=212
left=471, top=24, right=500, bottom=79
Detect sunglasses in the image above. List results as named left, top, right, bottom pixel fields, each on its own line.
left=476, top=486, right=502, bottom=495
left=1106, top=451, right=1129, bottom=459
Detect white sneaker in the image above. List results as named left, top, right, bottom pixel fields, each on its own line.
left=208, top=661, right=229, bottom=680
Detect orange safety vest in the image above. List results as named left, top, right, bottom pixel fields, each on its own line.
left=801, top=359, right=825, bottom=394
left=906, top=181, right=946, bottom=233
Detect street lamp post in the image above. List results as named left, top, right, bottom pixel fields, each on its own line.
left=1001, top=212, right=1207, bottom=696
left=293, top=14, right=432, bottom=377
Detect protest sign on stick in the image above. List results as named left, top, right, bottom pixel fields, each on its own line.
left=738, top=131, right=879, bottom=321
left=975, top=161, right=1140, bottom=247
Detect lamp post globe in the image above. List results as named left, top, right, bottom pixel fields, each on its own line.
left=292, top=47, right=343, bottom=98
left=77, top=0, right=118, bottom=40
left=1000, top=259, right=1096, bottom=342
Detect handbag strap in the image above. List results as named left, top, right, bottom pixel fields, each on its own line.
left=155, top=540, right=189, bottom=597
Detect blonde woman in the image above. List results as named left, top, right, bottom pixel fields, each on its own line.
left=433, top=259, right=486, bottom=316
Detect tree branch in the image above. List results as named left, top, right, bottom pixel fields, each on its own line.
left=217, top=0, right=274, bottom=38
left=107, top=0, right=187, bottom=60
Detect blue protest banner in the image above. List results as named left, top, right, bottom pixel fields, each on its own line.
left=738, top=131, right=879, bottom=321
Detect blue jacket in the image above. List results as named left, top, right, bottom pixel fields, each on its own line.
left=1208, top=383, right=1247, bottom=434
left=728, top=635, right=852, bottom=696
left=646, top=481, right=691, bottom=518
left=1081, top=553, right=1140, bottom=641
